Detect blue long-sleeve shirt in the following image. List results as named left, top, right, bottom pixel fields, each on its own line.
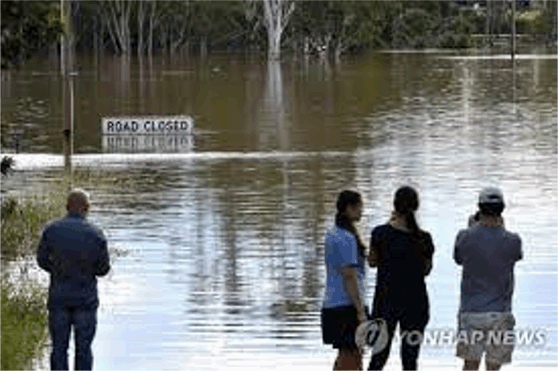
left=37, top=212, right=110, bottom=309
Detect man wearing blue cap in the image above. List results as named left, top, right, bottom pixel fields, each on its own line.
left=454, top=187, right=523, bottom=371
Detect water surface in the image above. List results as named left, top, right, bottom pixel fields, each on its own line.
left=1, top=50, right=556, bottom=370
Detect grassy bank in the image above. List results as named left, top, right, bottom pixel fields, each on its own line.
left=0, top=279, right=49, bottom=370
left=1, top=183, right=64, bottom=370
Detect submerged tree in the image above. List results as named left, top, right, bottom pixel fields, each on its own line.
left=262, top=0, right=296, bottom=60
left=99, top=0, right=133, bottom=56
left=289, top=1, right=392, bottom=60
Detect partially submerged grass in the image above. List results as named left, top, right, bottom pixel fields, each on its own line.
left=1, top=278, right=49, bottom=371
left=1, top=193, right=66, bottom=259
left=0, top=183, right=61, bottom=370
left=2, top=167, right=135, bottom=258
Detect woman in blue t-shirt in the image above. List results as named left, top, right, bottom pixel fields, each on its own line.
left=367, top=186, right=435, bottom=371
left=321, top=190, right=368, bottom=370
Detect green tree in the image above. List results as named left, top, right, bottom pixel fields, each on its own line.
left=288, top=1, right=392, bottom=59
left=1, top=0, right=63, bottom=69
left=380, top=1, right=474, bottom=49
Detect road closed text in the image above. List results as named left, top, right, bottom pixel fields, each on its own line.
left=102, top=117, right=193, bottom=134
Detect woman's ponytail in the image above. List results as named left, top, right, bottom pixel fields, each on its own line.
left=394, top=186, right=429, bottom=274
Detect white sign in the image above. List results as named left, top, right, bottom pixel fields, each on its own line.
left=102, top=116, right=194, bottom=135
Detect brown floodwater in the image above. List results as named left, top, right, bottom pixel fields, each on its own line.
left=1, top=49, right=556, bottom=369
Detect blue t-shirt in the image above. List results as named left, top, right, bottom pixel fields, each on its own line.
left=323, top=226, right=366, bottom=308
left=454, top=225, right=522, bottom=313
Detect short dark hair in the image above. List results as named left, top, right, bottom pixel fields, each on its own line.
left=479, top=202, right=504, bottom=216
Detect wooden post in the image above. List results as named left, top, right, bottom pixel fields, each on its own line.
left=486, top=0, right=491, bottom=47
left=60, top=0, right=65, bottom=76
left=511, top=0, right=517, bottom=61
left=61, top=0, right=72, bottom=173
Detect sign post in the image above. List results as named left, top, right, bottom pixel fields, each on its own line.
left=61, top=0, right=74, bottom=174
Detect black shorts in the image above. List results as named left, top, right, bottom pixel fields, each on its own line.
left=321, top=305, right=368, bottom=349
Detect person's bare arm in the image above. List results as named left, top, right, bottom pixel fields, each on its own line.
left=342, top=266, right=367, bottom=323
left=368, top=231, right=379, bottom=268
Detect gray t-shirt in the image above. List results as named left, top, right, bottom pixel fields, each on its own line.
left=454, top=225, right=522, bottom=313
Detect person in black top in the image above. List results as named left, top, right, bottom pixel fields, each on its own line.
left=367, top=186, right=435, bottom=370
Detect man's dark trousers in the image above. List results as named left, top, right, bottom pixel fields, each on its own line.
left=49, top=303, right=97, bottom=371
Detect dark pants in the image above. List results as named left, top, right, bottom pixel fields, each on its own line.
left=368, top=296, right=429, bottom=371
left=49, top=305, right=97, bottom=371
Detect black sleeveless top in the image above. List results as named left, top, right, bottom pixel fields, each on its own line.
left=370, top=224, right=434, bottom=313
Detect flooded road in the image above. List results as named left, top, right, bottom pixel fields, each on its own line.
left=1, top=50, right=556, bottom=369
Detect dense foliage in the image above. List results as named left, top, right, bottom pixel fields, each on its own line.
left=1, top=0, right=556, bottom=66
left=1, top=0, right=63, bottom=68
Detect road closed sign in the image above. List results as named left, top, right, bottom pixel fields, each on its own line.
left=102, top=116, right=194, bottom=135
left=101, top=116, right=194, bottom=153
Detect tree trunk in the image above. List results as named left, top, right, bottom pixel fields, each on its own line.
left=103, top=1, right=121, bottom=54
left=318, top=35, right=330, bottom=61
left=159, top=23, right=170, bottom=60
left=122, top=0, right=131, bottom=57
left=243, top=0, right=261, bottom=49
left=267, top=32, right=281, bottom=60
left=103, top=0, right=132, bottom=56
left=334, top=42, right=343, bottom=64
left=170, top=14, right=190, bottom=60
left=137, top=0, right=146, bottom=58
left=263, top=0, right=295, bottom=61
left=148, top=1, right=155, bottom=57
left=93, top=17, right=98, bottom=57
left=200, top=36, right=207, bottom=60
left=303, top=36, right=310, bottom=57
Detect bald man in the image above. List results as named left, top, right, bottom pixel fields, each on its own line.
left=37, top=189, right=110, bottom=371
